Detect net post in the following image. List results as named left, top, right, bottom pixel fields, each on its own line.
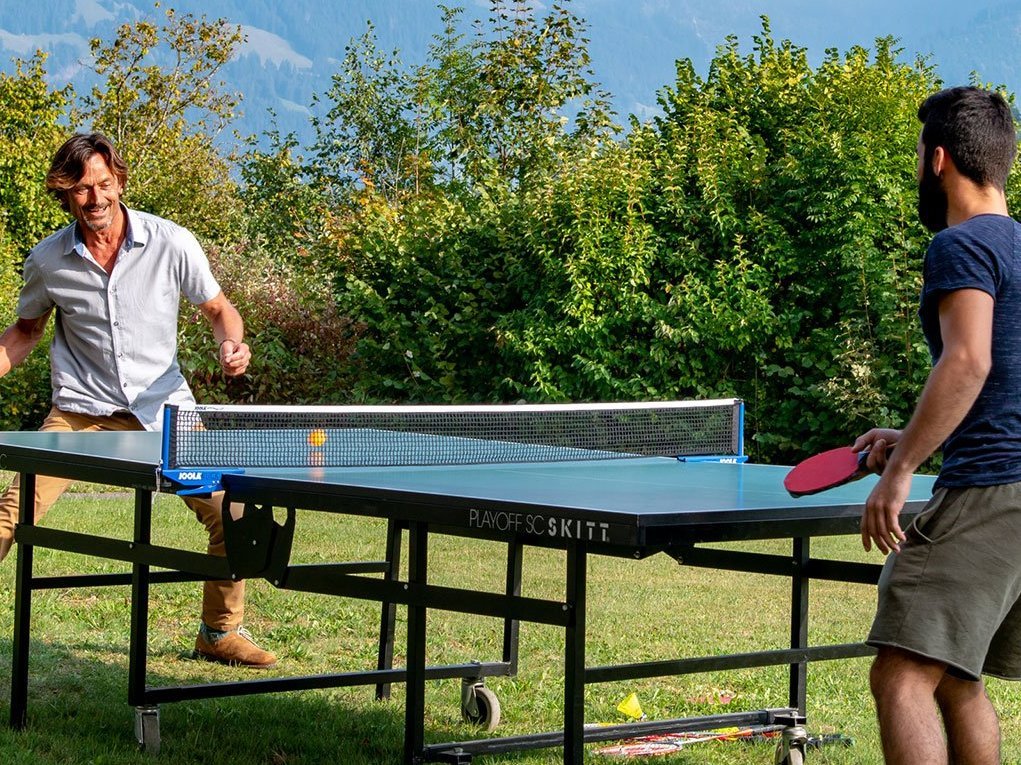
left=735, top=399, right=745, bottom=459
left=161, top=404, right=178, bottom=470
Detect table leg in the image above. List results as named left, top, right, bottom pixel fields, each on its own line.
left=503, top=539, right=523, bottom=673
left=10, top=472, right=36, bottom=730
left=789, top=537, right=810, bottom=714
left=564, top=543, right=587, bottom=765
left=376, top=519, right=403, bottom=701
left=404, top=521, right=428, bottom=765
left=128, top=489, right=154, bottom=708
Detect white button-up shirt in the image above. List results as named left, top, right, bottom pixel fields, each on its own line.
left=16, top=206, right=222, bottom=430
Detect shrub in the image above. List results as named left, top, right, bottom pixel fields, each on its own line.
left=178, top=241, right=363, bottom=405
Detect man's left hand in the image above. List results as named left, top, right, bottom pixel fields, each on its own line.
left=219, top=340, right=251, bottom=377
left=860, top=467, right=913, bottom=555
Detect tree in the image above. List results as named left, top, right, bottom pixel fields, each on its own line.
left=75, top=4, right=245, bottom=242
left=0, top=52, right=71, bottom=430
left=310, top=22, right=428, bottom=205
left=0, top=52, right=70, bottom=252
left=497, top=22, right=944, bottom=458
left=307, top=1, right=616, bottom=204
left=260, top=1, right=620, bottom=403
left=426, top=1, right=617, bottom=186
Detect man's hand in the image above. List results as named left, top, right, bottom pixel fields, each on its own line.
left=852, top=428, right=909, bottom=554
left=218, top=339, right=251, bottom=377
left=860, top=468, right=913, bottom=554
left=198, top=291, right=248, bottom=378
left=851, top=428, right=901, bottom=474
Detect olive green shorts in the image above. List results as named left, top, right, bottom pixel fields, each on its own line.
left=866, top=482, right=1021, bottom=681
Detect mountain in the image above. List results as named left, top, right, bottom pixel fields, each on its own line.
left=1, top=0, right=1019, bottom=149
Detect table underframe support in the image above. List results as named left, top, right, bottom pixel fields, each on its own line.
left=8, top=478, right=877, bottom=765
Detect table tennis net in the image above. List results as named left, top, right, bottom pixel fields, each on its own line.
left=163, top=400, right=743, bottom=469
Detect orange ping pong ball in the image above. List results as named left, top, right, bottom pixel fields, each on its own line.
left=308, top=429, right=328, bottom=447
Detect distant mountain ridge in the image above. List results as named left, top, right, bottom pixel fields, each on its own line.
left=1, top=0, right=1018, bottom=148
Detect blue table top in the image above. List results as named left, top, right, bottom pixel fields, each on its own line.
left=0, top=429, right=937, bottom=542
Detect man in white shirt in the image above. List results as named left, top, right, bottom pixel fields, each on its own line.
left=0, top=133, right=276, bottom=668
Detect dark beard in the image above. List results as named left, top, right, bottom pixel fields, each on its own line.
left=917, top=163, right=949, bottom=233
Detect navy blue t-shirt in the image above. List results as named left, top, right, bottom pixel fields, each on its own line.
left=920, top=213, right=1021, bottom=488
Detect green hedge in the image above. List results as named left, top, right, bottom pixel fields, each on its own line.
left=315, top=25, right=962, bottom=463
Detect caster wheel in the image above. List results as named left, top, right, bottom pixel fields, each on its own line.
left=461, top=683, right=501, bottom=732
left=783, top=747, right=805, bottom=765
left=135, top=706, right=161, bottom=755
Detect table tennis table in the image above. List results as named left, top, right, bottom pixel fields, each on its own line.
left=1, top=399, right=938, bottom=764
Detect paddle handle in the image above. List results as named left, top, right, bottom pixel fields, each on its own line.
left=856, top=445, right=893, bottom=473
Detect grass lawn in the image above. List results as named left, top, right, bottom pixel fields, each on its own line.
left=0, top=489, right=1019, bottom=764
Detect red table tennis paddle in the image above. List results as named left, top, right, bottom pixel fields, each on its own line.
left=784, top=446, right=872, bottom=497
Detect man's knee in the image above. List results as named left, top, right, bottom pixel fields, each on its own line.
left=935, top=673, right=987, bottom=708
left=183, top=494, right=224, bottom=533
left=870, top=647, right=947, bottom=704
left=181, top=494, right=238, bottom=556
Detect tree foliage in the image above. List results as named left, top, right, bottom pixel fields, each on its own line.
left=76, top=4, right=245, bottom=241
left=285, top=12, right=960, bottom=460
left=307, top=0, right=616, bottom=202
left=265, top=1, right=622, bottom=404
left=0, top=53, right=71, bottom=430
left=0, top=53, right=70, bottom=250
left=617, top=26, right=940, bottom=455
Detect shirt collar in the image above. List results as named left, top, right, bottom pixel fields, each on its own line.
left=68, top=203, right=144, bottom=257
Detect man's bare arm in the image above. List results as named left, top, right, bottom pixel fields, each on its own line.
left=0, top=313, right=52, bottom=377
left=197, top=292, right=250, bottom=377
left=859, top=288, right=993, bottom=553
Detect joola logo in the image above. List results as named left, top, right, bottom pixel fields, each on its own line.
left=178, top=472, right=204, bottom=481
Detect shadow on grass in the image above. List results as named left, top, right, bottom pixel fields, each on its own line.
left=0, top=636, right=564, bottom=765
left=0, top=634, right=423, bottom=765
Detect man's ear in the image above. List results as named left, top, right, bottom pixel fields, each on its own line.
left=931, top=145, right=948, bottom=177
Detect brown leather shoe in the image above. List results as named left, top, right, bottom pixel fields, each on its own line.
left=193, top=627, right=277, bottom=668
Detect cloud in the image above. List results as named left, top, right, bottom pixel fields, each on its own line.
left=277, top=97, right=311, bottom=115
left=0, top=29, right=90, bottom=57
left=629, top=100, right=663, bottom=122
left=72, top=0, right=115, bottom=27
left=237, top=25, right=313, bottom=69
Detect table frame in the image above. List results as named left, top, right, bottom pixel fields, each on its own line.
left=2, top=441, right=930, bottom=764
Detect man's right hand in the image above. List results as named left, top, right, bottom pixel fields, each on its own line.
left=860, top=465, right=914, bottom=555
left=852, top=428, right=902, bottom=474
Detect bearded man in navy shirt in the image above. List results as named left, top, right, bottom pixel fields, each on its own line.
left=855, top=87, right=1021, bottom=765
